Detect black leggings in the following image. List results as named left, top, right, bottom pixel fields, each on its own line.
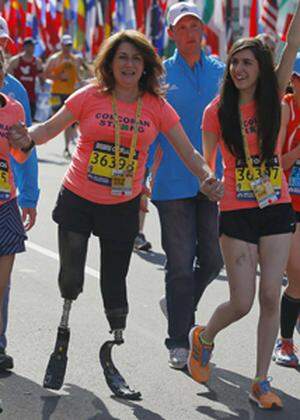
left=58, top=227, right=134, bottom=326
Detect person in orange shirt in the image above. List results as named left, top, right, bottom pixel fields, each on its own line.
left=0, top=49, right=31, bottom=340
left=9, top=29, right=223, bottom=398
left=44, top=34, right=84, bottom=159
left=187, top=1, right=300, bottom=410
left=272, top=70, right=300, bottom=367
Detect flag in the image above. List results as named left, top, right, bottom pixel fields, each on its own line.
left=249, top=0, right=259, bottom=36
left=114, top=0, right=136, bottom=31
left=145, top=0, right=166, bottom=56
left=92, top=0, right=104, bottom=57
left=85, top=0, right=96, bottom=60
left=74, top=0, right=85, bottom=51
left=197, top=0, right=227, bottom=60
left=136, top=0, right=151, bottom=33
left=260, top=0, right=279, bottom=35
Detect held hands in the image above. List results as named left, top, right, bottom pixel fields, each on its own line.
left=200, top=177, right=224, bottom=201
left=8, top=122, right=31, bottom=150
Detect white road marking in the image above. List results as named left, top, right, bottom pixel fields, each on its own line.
left=27, top=241, right=99, bottom=278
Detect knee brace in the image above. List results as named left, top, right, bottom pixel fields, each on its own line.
left=58, top=228, right=89, bottom=300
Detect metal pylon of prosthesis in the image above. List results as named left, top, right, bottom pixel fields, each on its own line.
left=99, top=329, right=142, bottom=400
left=43, top=299, right=72, bottom=390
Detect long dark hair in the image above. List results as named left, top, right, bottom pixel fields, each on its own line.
left=218, top=38, right=281, bottom=161
left=94, top=30, right=167, bottom=97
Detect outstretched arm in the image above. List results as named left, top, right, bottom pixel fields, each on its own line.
left=9, top=105, right=76, bottom=149
left=276, top=1, right=300, bottom=95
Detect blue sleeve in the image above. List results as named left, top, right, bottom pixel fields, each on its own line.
left=10, top=148, right=40, bottom=209
left=2, top=75, right=39, bottom=208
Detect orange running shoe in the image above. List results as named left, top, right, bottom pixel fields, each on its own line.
left=188, top=325, right=213, bottom=383
left=249, top=377, right=283, bottom=410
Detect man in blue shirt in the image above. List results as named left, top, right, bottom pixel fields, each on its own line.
left=0, top=19, right=39, bottom=371
left=150, top=2, right=224, bottom=369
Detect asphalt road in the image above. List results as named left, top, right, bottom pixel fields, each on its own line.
left=0, top=133, right=299, bottom=420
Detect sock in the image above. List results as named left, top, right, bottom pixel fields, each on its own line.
left=280, top=293, right=300, bottom=339
left=253, top=376, right=266, bottom=383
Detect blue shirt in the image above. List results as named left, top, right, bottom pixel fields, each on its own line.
left=150, top=50, right=224, bottom=201
left=2, top=74, right=39, bottom=208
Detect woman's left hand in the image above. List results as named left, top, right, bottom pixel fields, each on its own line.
left=201, top=177, right=224, bottom=201
left=8, top=122, right=31, bottom=149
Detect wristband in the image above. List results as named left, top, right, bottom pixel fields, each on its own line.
left=21, top=138, right=35, bottom=153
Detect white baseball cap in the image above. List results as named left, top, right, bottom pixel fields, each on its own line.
left=61, top=34, right=73, bottom=46
left=0, top=16, right=13, bottom=44
left=167, top=2, right=203, bottom=27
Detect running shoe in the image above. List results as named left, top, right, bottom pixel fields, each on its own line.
left=0, top=348, right=13, bottom=371
left=134, top=233, right=152, bottom=251
left=188, top=325, right=213, bottom=383
left=296, top=315, right=300, bottom=335
left=168, top=348, right=189, bottom=370
left=272, top=338, right=299, bottom=367
left=159, top=296, right=167, bottom=319
left=249, top=377, right=283, bottom=409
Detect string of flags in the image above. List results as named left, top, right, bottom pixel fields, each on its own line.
left=0, top=0, right=298, bottom=60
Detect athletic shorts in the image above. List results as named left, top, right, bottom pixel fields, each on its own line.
left=0, top=198, right=27, bottom=256
left=52, top=186, right=140, bottom=241
left=295, top=212, right=300, bottom=223
left=219, top=203, right=296, bottom=244
left=51, top=93, right=69, bottom=114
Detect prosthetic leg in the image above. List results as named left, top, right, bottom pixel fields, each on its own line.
left=43, top=299, right=72, bottom=390
left=43, top=228, right=88, bottom=390
left=100, top=308, right=141, bottom=400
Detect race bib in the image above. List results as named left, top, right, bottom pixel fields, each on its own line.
left=289, top=159, right=300, bottom=195
left=87, top=141, right=138, bottom=187
left=235, top=155, right=282, bottom=201
left=0, top=159, right=11, bottom=200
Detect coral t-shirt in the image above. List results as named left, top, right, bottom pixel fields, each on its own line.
left=0, top=93, right=25, bottom=206
left=282, top=94, right=300, bottom=212
left=202, top=96, right=290, bottom=211
left=63, top=84, right=180, bottom=204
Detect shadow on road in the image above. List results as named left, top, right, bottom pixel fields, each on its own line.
left=194, top=366, right=300, bottom=420
left=0, top=373, right=168, bottom=420
left=133, top=250, right=166, bottom=268
left=110, top=398, right=166, bottom=420
left=0, top=373, right=120, bottom=420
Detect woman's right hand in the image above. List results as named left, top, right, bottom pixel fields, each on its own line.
left=201, top=177, right=224, bottom=201
left=8, top=122, right=31, bottom=149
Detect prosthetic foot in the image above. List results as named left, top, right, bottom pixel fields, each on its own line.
left=43, top=300, right=72, bottom=390
left=100, top=329, right=141, bottom=400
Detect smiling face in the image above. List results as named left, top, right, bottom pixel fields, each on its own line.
left=229, top=48, right=260, bottom=99
left=111, top=41, right=144, bottom=91
left=168, top=15, right=203, bottom=60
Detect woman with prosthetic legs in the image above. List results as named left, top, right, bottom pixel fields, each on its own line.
left=8, top=30, right=223, bottom=399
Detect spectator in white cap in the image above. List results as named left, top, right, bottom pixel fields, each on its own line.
left=148, top=1, right=224, bottom=370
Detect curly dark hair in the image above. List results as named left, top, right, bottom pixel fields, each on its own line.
left=218, top=37, right=281, bottom=161
left=94, top=30, right=167, bottom=97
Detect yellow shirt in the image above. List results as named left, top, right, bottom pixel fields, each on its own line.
left=51, top=54, right=79, bottom=95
